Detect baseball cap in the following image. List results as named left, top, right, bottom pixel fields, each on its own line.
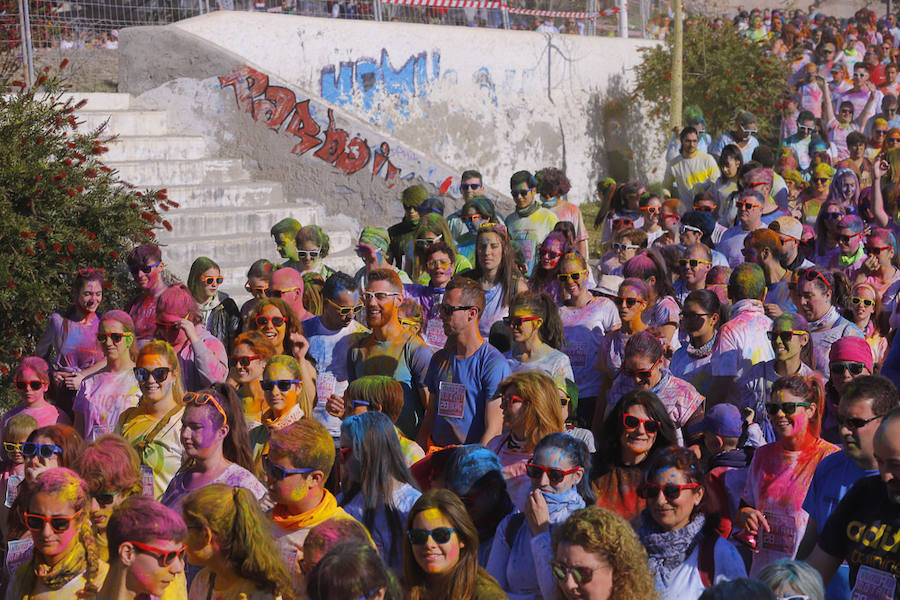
left=700, top=403, right=743, bottom=438
left=770, top=216, right=803, bottom=241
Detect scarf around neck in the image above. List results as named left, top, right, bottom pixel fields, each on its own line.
left=638, top=511, right=706, bottom=585
left=542, top=487, right=586, bottom=524
left=808, top=305, right=840, bottom=332
left=686, top=333, right=716, bottom=358
left=272, top=489, right=341, bottom=532
left=516, top=201, right=541, bottom=218
left=34, top=538, right=86, bottom=591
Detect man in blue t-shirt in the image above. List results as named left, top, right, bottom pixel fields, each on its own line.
left=808, top=381, right=900, bottom=598
left=421, top=277, right=510, bottom=448
left=799, top=376, right=899, bottom=600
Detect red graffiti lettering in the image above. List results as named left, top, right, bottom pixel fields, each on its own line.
left=284, top=100, right=322, bottom=156
left=252, top=85, right=296, bottom=130
left=219, top=66, right=268, bottom=113
left=314, top=109, right=348, bottom=164
left=335, top=136, right=372, bottom=175
left=372, top=142, right=401, bottom=183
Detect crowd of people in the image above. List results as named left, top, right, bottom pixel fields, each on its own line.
left=7, top=5, right=900, bottom=600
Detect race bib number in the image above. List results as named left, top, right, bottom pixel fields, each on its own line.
left=5, top=474, right=22, bottom=508
left=140, top=465, right=155, bottom=497
left=425, top=319, right=448, bottom=349
left=5, top=538, right=33, bottom=579
left=761, top=511, right=796, bottom=555
left=89, top=424, right=114, bottom=441
left=565, top=342, right=588, bottom=368
left=852, top=565, right=897, bottom=599
left=316, top=372, right=336, bottom=403
left=437, top=381, right=466, bottom=419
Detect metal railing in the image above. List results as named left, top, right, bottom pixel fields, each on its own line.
left=12, top=0, right=665, bottom=86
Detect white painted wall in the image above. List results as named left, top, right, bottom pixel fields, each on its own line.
left=172, top=12, right=663, bottom=204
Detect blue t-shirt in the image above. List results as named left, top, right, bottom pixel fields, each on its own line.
left=803, top=450, right=878, bottom=600
left=425, top=341, right=511, bottom=446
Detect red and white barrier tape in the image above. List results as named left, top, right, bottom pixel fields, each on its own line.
left=380, top=0, right=622, bottom=18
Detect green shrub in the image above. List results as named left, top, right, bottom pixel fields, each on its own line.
left=0, top=64, right=168, bottom=410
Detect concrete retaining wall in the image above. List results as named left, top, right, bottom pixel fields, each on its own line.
left=120, top=13, right=662, bottom=225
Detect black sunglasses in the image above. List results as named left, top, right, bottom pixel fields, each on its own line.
left=830, top=361, right=866, bottom=376
left=260, top=379, right=301, bottom=392
left=92, top=491, right=120, bottom=507
left=129, top=260, right=161, bottom=276
left=438, top=304, right=474, bottom=317
left=14, top=380, right=42, bottom=391
left=97, top=332, right=131, bottom=343
left=765, top=401, right=811, bottom=416
left=838, top=414, right=883, bottom=429
left=133, top=367, right=171, bottom=384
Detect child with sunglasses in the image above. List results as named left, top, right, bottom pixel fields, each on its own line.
left=403, top=489, right=506, bottom=600
left=73, top=311, right=140, bottom=442
left=1, top=357, right=70, bottom=438
left=186, top=257, right=242, bottom=353
left=845, top=282, right=889, bottom=368
left=636, top=447, right=746, bottom=600
left=183, top=484, right=293, bottom=600
left=0, top=414, right=37, bottom=543
left=736, top=375, right=838, bottom=576
left=161, top=385, right=266, bottom=512
left=265, top=420, right=356, bottom=589
left=23, top=425, right=85, bottom=483
left=487, top=432, right=594, bottom=600
left=97, top=495, right=187, bottom=600
left=8, top=468, right=108, bottom=599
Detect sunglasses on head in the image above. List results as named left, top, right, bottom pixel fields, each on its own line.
left=638, top=482, right=700, bottom=500
left=679, top=258, right=710, bottom=269
left=255, top=315, right=286, bottom=328
left=830, top=361, right=866, bottom=376
left=851, top=296, right=875, bottom=307
left=229, top=354, right=263, bottom=368
left=200, top=276, right=223, bottom=286
left=326, top=297, right=362, bottom=316
left=22, top=442, right=62, bottom=459
left=415, top=235, right=442, bottom=248
left=97, top=332, right=132, bottom=344
left=612, top=295, right=645, bottom=308
left=128, top=540, right=187, bottom=567
left=265, top=287, right=298, bottom=298
left=24, top=510, right=82, bottom=533
left=767, top=330, right=805, bottom=344
left=14, top=380, right=42, bottom=391
left=765, top=401, right=811, bottom=416
left=550, top=561, right=601, bottom=585
left=680, top=224, right=703, bottom=235
left=296, top=250, right=319, bottom=259
left=623, top=413, right=660, bottom=433
left=183, top=392, right=228, bottom=427
left=557, top=270, right=587, bottom=283
left=92, top=490, right=120, bottom=507
left=130, top=260, right=161, bottom=276
left=510, top=188, right=534, bottom=199
left=503, top=315, right=541, bottom=328
left=134, top=367, right=170, bottom=384
left=692, top=205, right=715, bottom=213
left=525, top=462, right=581, bottom=484
left=460, top=183, right=482, bottom=191
left=260, top=379, right=301, bottom=392
left=837, top=414, right=883, bottom=429
left=612, top=242, right=640, bottom=252
left=263, top=456, right=314, bottom=481
left=796, top=268, right=831, bottom=290
left=407, top=527, right=456, bottom=545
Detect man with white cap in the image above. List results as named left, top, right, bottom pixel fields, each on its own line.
left=769, top=215, right=815, bottom=271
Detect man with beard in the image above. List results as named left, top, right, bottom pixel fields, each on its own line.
left=800, top=376, right=898, bottom=600
left=348, top=268, right=433, bottom=439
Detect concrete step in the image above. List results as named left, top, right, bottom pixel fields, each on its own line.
left=60, top=92, right=131, bottom=111
left=76, top=110, right=168, bottom=137
left=156, top=234, right=285, bottom=269
left=162, top=182, right=288, bottom=211
left=104, top=136, right=209, bottom=162
left=162, top=203, right=324, bottom=236
left=106, top=159, right=250, bottom=187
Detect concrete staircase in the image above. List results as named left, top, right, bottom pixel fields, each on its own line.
left=66, top=92, right=360, bottom=305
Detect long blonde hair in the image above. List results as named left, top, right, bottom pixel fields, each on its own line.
left=496, top=371, right=564, bottom=450
left=135, top=340, right=184, bottom=406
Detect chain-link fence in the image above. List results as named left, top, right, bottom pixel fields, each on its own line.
left=13, top=0, right=668, bottom=86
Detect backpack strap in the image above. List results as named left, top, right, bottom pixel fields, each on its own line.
left=134, top=404, right=184, bottom=461
left=505, top=513, right=526, bottom=547
left=698, top=532, right=717, bottom=588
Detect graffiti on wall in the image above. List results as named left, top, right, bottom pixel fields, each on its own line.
left=320, top=49, right=441, bottom=116
left=219, top=65, right=403, bottom=181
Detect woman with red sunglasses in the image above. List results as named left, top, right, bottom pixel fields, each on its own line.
left=637, top=447, right=746, bottom=599
left=592, top=389, right=678, bottom=522
left=8, top=468, right=108, bottom=599
left=226, top=331, right=278, bottom=428
left=2, top=357, right=70, bottom=435
left=186, top=257, right=241, bottom=352
left=486, top=432, right=594, bottom=600
left=527, top=232, right=572, bottom=302
left=735, top=375, right=838, bottom=577
left=35, top=268, right=106, bottom=414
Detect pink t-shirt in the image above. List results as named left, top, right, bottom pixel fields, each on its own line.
left=0, top=402, right=70, bottom=437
